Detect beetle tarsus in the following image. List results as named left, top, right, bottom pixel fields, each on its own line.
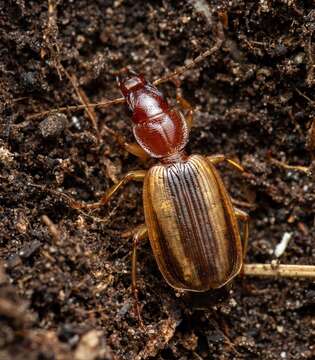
left=234, top=208, right=250, bottom=260
left=68, top=170, right=146, bottom=211
left=131, top=224, right=148, bottom=330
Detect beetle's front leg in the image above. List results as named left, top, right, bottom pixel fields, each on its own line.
left=70, top=170, right=146, bottom=210
left=131, top=224, right=148, bottom=330
left=207, top=154, right=244, bottom=173
left=124, top=143, right=150, bottom=162
left=113, top=132, right=150, bottom=162
left=171, top=78, right=194, bottom=129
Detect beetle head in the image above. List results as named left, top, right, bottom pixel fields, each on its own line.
left=117, top=68, right=146, bottom=98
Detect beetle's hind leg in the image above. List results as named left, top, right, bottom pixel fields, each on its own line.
left=234, top=207, right=249, bottom=260
left=234, top=208, right=315, bottom=280
left=131, top=224, right=148, bottom=330
left=68, top=170, right=146, bottom=210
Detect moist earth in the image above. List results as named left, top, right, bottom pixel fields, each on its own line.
left=0, top=1, right=314, bottom=359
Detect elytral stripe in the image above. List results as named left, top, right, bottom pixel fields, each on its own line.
left=163, top=158, right=222, bottom=286
left=159, top=165, right=188, bottom=283
left=183, top=163, right=210, bottom=277
left=149, top=165, right=194, bottom=286
left=198, top=156, right=241, bottom=276
left=187, top=159, right=219, bottom=277
left=166, top=163, right=200, bottom=286
left=196, top=157, right=234, bottom=274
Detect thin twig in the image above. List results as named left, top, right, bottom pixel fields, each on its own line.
left=269, top=157, right=311, bottom=174
left=244, top=263, right=315, bottom=278
left=63, top=68, right=100, bottom=137
left=41, top=215, right=60, bottom=244
left=294, top=87, right=314, bottom=105
left=43, top=0, right=63, bottom=79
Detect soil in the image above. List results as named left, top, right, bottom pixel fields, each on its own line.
left=0, top=1, right=315, bottom=359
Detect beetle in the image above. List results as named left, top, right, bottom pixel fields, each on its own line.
left=69, top=70, right=315, bottom=326
left=62, top=25, right=315, bottom=328
left=71, top=68, right=249, bottom=325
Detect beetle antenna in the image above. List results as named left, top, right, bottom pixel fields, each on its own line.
left=26, top=98, right=125, bottom=120
left=27, top=23, right=223, bottom=121
left=153, top=21, right=224, bottom=86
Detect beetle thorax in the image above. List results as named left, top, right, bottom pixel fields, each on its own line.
left=131, top=88, right=190, bottom=159
left=118, top=72, right=189, bottom=160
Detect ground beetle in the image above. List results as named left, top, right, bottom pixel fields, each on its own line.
left=60, top=24, right=315, bottom=328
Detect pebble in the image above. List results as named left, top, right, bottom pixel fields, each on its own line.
left=39, top=113, right=67, bottom=138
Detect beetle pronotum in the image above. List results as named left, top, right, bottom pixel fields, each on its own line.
left=34, top=22, right=315, bottom=327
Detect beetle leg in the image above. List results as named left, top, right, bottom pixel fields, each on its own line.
left=123, top=142, right=150, bottom=162
left=171, top=78, right=194, bottom=130
left=131, top=224, right=148, bottom=330
left=207, top=154, right=244, bottom=173
left=231, top=197, right=256, bottom=209
left=234, top=207, right=249, bottom=259
left=107, top=130, right=150, bottom=162
left=177, top=94, right=193, bottom=130
left=70, top=170, right=146, bottom=210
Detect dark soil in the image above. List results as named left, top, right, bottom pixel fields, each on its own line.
left=1, top=1, right=315, bottom=359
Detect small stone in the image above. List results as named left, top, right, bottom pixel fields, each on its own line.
left=74, top=330, right=107, bottom=360
left=181, top=332, right=198, bottom=351
left=39, top=113, right=67, bottom=138
left=277, top=325, right=284, bottom=333
left=18, top=240, right=41, bottom=259
left=0, top=146, right=14, bottom=166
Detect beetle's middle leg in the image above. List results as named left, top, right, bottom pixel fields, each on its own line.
left=70, top=170, right=146, bottom=210
left=234, top=207, right=249, bottom=259
left=131, top=224, right=148, bottom=330
left=207, top=154, right=245, bottom=173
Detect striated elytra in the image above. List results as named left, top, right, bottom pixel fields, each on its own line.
left=144, top=155, right=242, bottom=292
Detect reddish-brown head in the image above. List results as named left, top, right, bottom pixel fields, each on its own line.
left=117, top=69, right=189, bottom=161
left=117, top=70, right=146, bottom=100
